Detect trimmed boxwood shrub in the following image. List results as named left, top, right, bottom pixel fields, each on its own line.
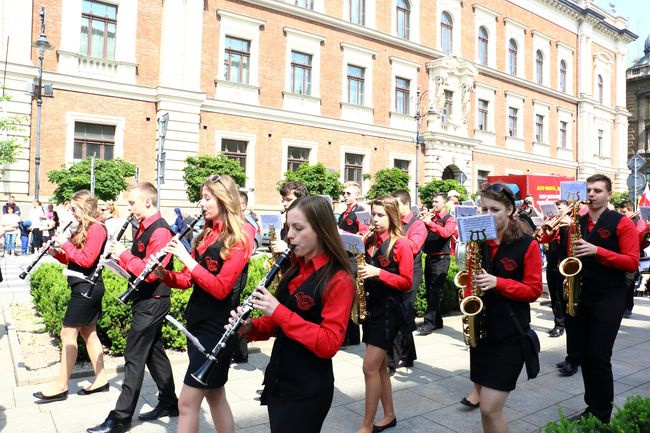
left=414, top=254, right=461, bottom=318
left=544, top=396, right=650, bottom=432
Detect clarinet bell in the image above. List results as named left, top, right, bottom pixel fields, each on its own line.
left=18, top=271, right=28, bottom=280
left=116, top=284, right=136, bottom=305
left=191, top=357, right=216, bottom=386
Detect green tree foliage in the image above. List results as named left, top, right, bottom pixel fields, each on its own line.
left=365, top=168, right=410, bottom=200
left=419, top=179, right=468, bottom=206
left=280, top=162, right=343, bottom=198
left=47, top=158, right=136, bottom=203
left=183, top=155, right=246, bottom=203
left=610, top=191, right=631, bottom=209
left=0, top=95, right=26, bottom=170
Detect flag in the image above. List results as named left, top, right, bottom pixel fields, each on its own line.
left=639, top=184, right=650, bottom=207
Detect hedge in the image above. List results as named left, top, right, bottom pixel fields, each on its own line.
left=543, top=396, right=650, bottom=432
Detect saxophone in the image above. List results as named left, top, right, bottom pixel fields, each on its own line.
left=351, top=226, right=374, bottom=325
left=454, top=232, right=486, bottom=348
left=560, top=201, right=583, bottom=316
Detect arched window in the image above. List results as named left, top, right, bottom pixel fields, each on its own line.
left=597, top=74, right=604, bottom=104
left=559, top=60, right=567, bottom=92
left=478, top=26, right=488, bottom=66
left=508, top=39, right=517, bottom=76
left=535, top=50, right=544, bottom=85
left=397, top=0, right=410, bottom=39
left=441, top=11, right=453, bottom=53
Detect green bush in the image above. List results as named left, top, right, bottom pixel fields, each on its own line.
left=543, top=396, right=650, bottom=432
left=241, top=254, right=275, bottom=319
left=414, top=254, right=460, bottom=318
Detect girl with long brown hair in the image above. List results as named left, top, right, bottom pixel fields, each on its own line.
left=33, top=190, right=109, bottom=403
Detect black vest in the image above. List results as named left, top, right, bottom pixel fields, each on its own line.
left=422, top=213, right=453, bottom=255
left=545, top=225, right=569, bottom=269
left=262, top=267, right=333, bottom=402
left=338, top=204, right=363, bottom=234
left=185, top=239, right=248, bottom=328
left=365, top=236, right=402, bottom=316
left=402, top=213, right=423, bottom=291
left=579, top=209, right=626, bottom=294
left=481, top=235, right=534, bottom=343
left=67, top=223, right=108, bottom=292
left=130, top=218, right=173, bottom=301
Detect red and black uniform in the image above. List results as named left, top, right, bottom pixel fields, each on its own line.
left=164, top=220, right=250, bottom=388
left=388, top=212, right=426, bottom=370
left=54, top=222, right=107, bottom=327
left=470, top=234, right=542, bottom=392
left=107, top=212, right=178, bottom=423
left=574, top=210, right=638, bottom=423
left=244, top=253, right=354, bottom=433
left=623, top=214, right=645, bottom=314
left=422, top=210, right=457, bottom=330
left=362, top=232, right=414, bottom=351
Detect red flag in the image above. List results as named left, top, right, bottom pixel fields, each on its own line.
left=639, top=184, right=650, bottom=207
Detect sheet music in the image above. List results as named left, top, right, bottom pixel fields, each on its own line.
left=101, top=258, right=130, bottom=280
left=340, top=232, right=364, bottom=255
left=457, top=214, right=497, bottom=243
left=259, top=214, right=283, bottom=231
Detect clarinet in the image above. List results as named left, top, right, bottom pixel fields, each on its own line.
left=80, top=214, right=135, bottom=299
left=116, top=210, right=204, bottom=305
left=19, top=221, right=74, bottom=279
left=191, top=246, right=294, bottom=386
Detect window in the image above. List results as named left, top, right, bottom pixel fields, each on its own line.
left=508, top=107, right=518, bottom=137
left=287, top=146, right=310, bottom=171
left=441, top=12, right=453, bottom=53
left=347, top=65, right=365, bottom=105
left=350, top=0, right=365, bottom=25
left=394, top=159, right=410, bottom=173
left=535, top=50, right=544, bottom=85
left=478, top=27, right=488, bottom=66
left=560, top=121, right=568, bottom=149
left=442, top=90, right=453, bottom=124
left=295, top=0, right=314, bottom=9
left=73, top=122, right=115, bottom=161
left=221, top=139, right=247, bottom=170
left=397, top=0, right=410, bottom=39
left=535, top=115, right=544, bottom=143
left=223, top=36, right=250, bottom=84
left=395, top=77, right=410, bottom=115
left=478, top=99, right=488, bottom=131
left=559, top=60, right=567, bottom=93
left=597, top=129, right=604, bottom=156
left=477, top=170, right=490, bottom=187
left=508, top=39, right=517, bottom=76
left=345, top=153, right=364, bottom=183
left=80, top=0, right=117, bottom=60
left=291, top=51, right=312, bottom=95
left=597, top=75, right=604, bottom=104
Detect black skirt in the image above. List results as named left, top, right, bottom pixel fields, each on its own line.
left=63, top=282, right=104, bottom=327
left=362, top=305, right=400, bottom=351
left=184, top=320, right=234, bottom=389
left=470, top=339, right=525, bottom=392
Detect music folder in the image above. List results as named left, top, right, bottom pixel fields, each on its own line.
left=100, top=258, right=130, bottom=280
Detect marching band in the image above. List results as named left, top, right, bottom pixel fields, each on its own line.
left=22, top=172, right=646, bottom=433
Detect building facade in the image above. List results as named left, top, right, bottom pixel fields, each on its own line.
left=627, top=34, right=650, bottom=177
left=0, top=0, right=636, bottom=214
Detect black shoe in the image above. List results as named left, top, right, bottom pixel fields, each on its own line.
left=567, top=409, right=591, bottom=422
left=372, top=417, right=397, bottom=432
left=138, top=404, right=179, bottom=421
left=549, top=326, right=565, bottom=338
left=417, top=325, right=434, bottom=336
left=623, top=309, right=632, bottom=318
left=556, top=360, right=568, bottom=369
left=559, top=362, right=579, bottom=376
left=460, top=397, right=480, bottom=409
left=33, top=389, right=68, bottom=403
left=87, top=418, right=131, bottom=433
left=388, top=367, right=396, bottom=377
left=77, top=382, right=109, bottom=396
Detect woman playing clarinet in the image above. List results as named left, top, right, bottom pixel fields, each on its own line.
left=233, top=196, right=355, bottom=433
left=355, top=195, right=413, bottom=433
left=33, top=190, right=109, bottom=403
left=153, top=174, right=251, bottom=433
left=470, top=183, right=543, bottom=433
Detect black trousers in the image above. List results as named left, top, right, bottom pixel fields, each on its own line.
left=423, top=255, right=450, bottom=328
left=388, top=261, right=422, bottom=369
left=564, top=312, right=581, bottom=366
left=624, top=271, right=637, bottom=312
left=267, top=386, right=333, bottom=433
left=547, top=267, right=566, bottom=328
left=575, top=288, right=626, bottom=423
left=344, top=254, right=360, bottom=345
left=111, top=297, right=177, bottom=421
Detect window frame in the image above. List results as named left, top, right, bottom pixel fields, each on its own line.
left=508, top=107, right=518, bottom=137
left=559, top=60, right=567, bottom=93
left=290, top=50, right=313, bottom=96
left=349, top=0, right=365, bottom=25
left=221, top=138, right=248, bottom=171
left=395, top=76, right=410, bottom=115
left=535, top=114, right=544, bottom=143
left=287, top=146, right=311, bottom=172
left=396, top=0, right=410, bottom=39
left=478, top=26, right=488, bottom=66
left=344, top=152, right=364, bottom=184
left=347, top=64, right=365, bottom=105
left=441, top=11, right=453, bottom=54
left=73, top=121, right=116, bottom=161
left=478, top=99, right=488, bottom=131
left=535, top=50, right=544, bottom=85
left=559, top=120, right=568, bottom=150
left=508, top=39, right=518, bottom=76
left=80, top=0, right=117, bottom=60
left=223, top=36, right=251, bottom=84
left=597, top=75, right=604, bottom=104
left=295, top=0, right=314, bottom=9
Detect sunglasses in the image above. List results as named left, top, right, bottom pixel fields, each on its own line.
left=343, top=191, right=354, bottom=196
left=480, top=183, right=516, bottom=205
left=209, top=175, right=226, bottom=189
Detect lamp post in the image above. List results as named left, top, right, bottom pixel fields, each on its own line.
left=414, top=89, right=434, bottom=205
left=32, top=7, right=52, bottom=201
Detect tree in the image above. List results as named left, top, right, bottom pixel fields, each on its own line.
left=183, top=155, right=246, bottom=203
left=47, top=158, right=137, bottom=203
left=366, top=168, right=410, bottom=200
left=419, top=179, right=468, bottom=206
left=279, top=162, right=343, bottom=198
left=611, top=191, right=631, bottom=209
left=0, top=95, right=26, bottom=172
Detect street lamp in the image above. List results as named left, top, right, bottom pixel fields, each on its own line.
left=31, top=7, right=53, bottom=201
left=413, top=89, right=434, bottom=204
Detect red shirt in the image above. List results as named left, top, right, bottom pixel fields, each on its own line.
left=587, top=215, right=639, bottom=272
left=245, top=252, right=354, bottom=359
left=369, top=231, right=413, bottom=291
left=55, top=222, right=106, bottom=267
left=343, top=204, right=369, bottom=235
left=401, top=212, right=427, bottom=255
left=162, top=220, right=251, bottom=300
left=487, top=238, right=543, bottom=302
left=117, top=212, right=172, bottom=283
left=425, top=210, right=457, bottom=256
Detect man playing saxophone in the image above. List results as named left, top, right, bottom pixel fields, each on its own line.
left=567, top=175, right=639, bottom=425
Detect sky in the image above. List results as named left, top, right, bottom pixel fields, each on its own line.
left=593, top=0, right=649, bottom=65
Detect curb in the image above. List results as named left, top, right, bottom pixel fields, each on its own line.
left=3, top=300, right=30, bottom=386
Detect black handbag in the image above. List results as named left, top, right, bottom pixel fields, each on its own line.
left=505, top=304, right=540, bottom=379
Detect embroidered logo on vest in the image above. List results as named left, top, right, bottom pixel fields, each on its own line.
left=346, top=217, right=353, bottom=226
left=500, top=257, right=518, bottom=271
left=597, top=228, right=611, bottom=239
left=204, top=257, right=220, bottom=273
left=137, top=241, right=145, bottom=253
left=295, top=292, right=315, bottom=311
left=378, top=256, right=390, bottom=268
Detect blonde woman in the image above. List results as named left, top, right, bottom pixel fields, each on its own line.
left=33, top=190, right=109, bottom=403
